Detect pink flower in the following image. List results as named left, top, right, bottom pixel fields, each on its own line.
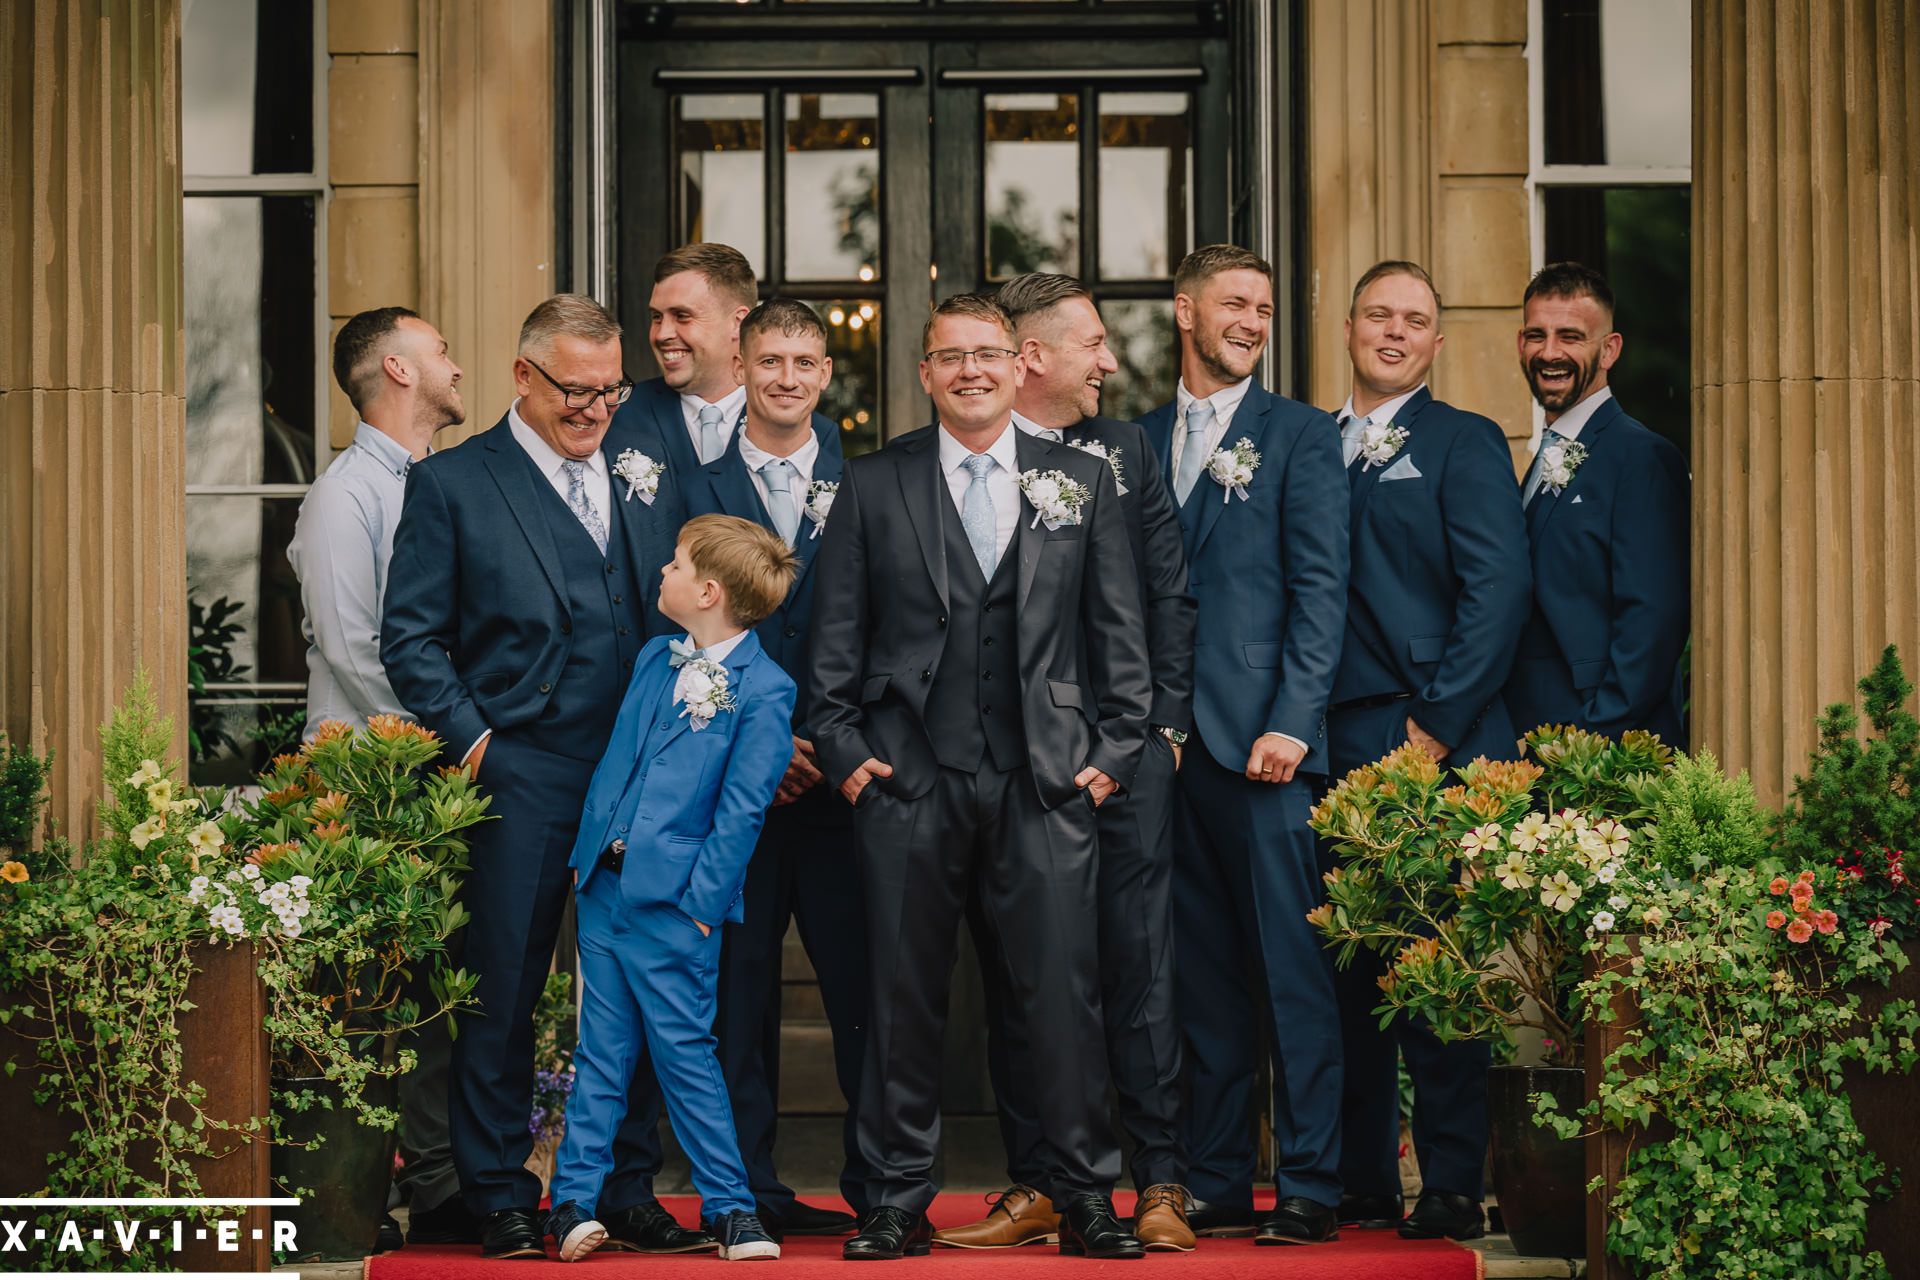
left=1786, top=919, right=1814, bottom=944
left=1769, top=877, right=1790, bottom=896
left=1814, top=909, right=1839, bottom=935
left=1790, top=882, right=1815, bottom=906
left=1796, top=869, right=1817, bottom=885
left=1870, top=917, right=1892, bottom=939
left=1765, top=910, right=1787, bottom=930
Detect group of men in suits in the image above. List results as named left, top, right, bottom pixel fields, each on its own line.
left=305, top=234, right=1688, bottom=1260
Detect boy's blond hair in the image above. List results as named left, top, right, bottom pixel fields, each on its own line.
left=679, top=514, right=799, bottom=627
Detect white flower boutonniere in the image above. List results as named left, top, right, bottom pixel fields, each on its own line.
left=1205, top=437, right=1262, bottom=503
left=674, top=656, right=738, bottom=732
left=1356, top=421, right=1410, bottom=470
left=1538, top=439, right=1589, bottom=495
left=803, top=479, right=838, bottom=539
left=1066, top=438, right=1128, bottom=495
left=1017, top=468, right=1092, bottom=530
left=613, top=448, right=666, bottom=506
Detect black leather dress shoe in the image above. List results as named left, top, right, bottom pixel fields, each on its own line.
left=1397, top=1190, right=1486, bottom=1240
left=1337, top=1192, right=1405, bottom=1228
left=766, top=1199, right=859, bottom=1236
left=600, top=1199, right=718, bottom=1253
left=844, top=1206, right=934, bottom=1260
left=1185, top=1198, right=1256, bottom=1237
left=480, top=1207, right=547, bottom=1260
left=1057, top=1194, right=1145, bottom=1259
left=407, top=1195, right=482, bottom=1245
left=1254, top=1195, right=1340, bottom=1245
left=375, top=1213, right=404, bottom=1254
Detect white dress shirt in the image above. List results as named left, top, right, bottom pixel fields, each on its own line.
left=679, top=384, right=748, bottom=459
left=1540, top=384, right=1613, bottom=443
left=1169, top=375, right=1255, bottom=480
left=738, top=429, right=820, bottom=512
left=508, top=400, right=611, bottom=525
left=287, top=421, right=417, bottom=738
left=938, top=422, right=1021, bottom=568
left=1012, top=410, right=1066, bottom=443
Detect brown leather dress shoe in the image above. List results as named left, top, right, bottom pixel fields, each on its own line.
left=1132, top=1184, right=1197, bottom=1252
left=931, top=1185, right=1060, bottom=1248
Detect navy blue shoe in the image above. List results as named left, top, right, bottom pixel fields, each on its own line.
left=546, top=1200, right=608, bottom=1262
left=706, top=1210, right=781, bottom=1261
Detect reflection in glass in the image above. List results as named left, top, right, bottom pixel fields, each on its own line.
left=786, top=94, right=881, bottom=282
left=182, top=0, right=314, bottom=174
left=1100, top=299, right=1178, bottom=423
left=1098, top=92, right=1191, bottom=279
left=1542, top=0, right=1689, bottom=167
left=808, top=300, right=883, bottom=457
left=675, top=95, right=767, bottom=276
left=985, top=93, right=1080, bottom=279
left=184, top=196, right=317, bottom=486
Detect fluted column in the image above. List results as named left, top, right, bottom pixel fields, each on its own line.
left=0, top=0, right=189, bottom=838
left=1693, top=0, right=1920, bottom=804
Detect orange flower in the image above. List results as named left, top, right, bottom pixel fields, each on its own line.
left=264, top=783, right=308, bottom=806
left=1305, top=903, right=1335, bottom=931
left=309, top=820, right=350, bottom=841
left=0, top=861, right=28, bottom=884
left=248, top=840, right=301, bottom=867
left=1786, top=918, right=1814, bottom=944
left=309, top=792, right=351, bottom=824
left=1814, top=909, right=1839, bottom=935
left=1795, top=869, right=1816, bottom=885
left=1765, top=910, right=1787, bottom=929
left=1769, top=877, right=1789, bottom=895
left=367, top=713, right=436, bottom=745
left=308, top=721, right=353, bottom=746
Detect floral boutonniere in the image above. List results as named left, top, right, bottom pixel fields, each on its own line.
left=1205, top=437, right=1262, bottom=503
left=1066, top=438, right=1128, bottom=495
left=1017, top=468, right=1092, bottom=530
left=673, top=654, right=738, bottom=732
left=803, top=479, right=838, bottom=539
left=1356, top=421, right=1410, bottom=470
left=613, top=448, right=665, bottom=505
left=1538, top=438, right=1589, bottom=495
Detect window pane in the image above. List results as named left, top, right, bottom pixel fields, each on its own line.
left=182, top=0, right=314, bottom=175
left=675, top=95, right=767, bottom=277
left=785, top=94, right=881, bottom=282
left=1100, top=299, right=1177, bottom=423
left=810, top=300, right=883, bottom=458
left=1542, top=185, right=1690, bottom=453
left=184, top=196, right=317, bottom=486
left=1098, top=92, right=1191, bottom=280
left=1543, top=0, right=1689, bottom=167
left=985, top=93, right=1080, bottom=279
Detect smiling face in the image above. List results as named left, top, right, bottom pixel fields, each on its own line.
left=920, top=312, right=1023, bottom=442
left=1345, top=271, right=1443, bottom=411
left=1518, top=292, right=1622, bottom=420
left=513, top=333, right=625, bottom=460
left=392, top=316, right=466, bottom=431
left=649, top=270, right=751, bottom=401
left=1176, top=267, right=1272, bottom=391
left=739, top=327, right=832, bottom=440
left=1017, top=296, right=1119, bottom=425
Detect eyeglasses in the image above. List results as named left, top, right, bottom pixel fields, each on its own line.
left=924, top=347, right=1017, bottom=371
left=526, top=358, right=635, bottom=409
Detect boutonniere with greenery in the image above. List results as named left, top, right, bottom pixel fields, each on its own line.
left=1538, top=438, right=1587, bottom=495
left=803, top=479, right=837, bottom=539
left=1205, top=437, right=1261, bottom=502
left=1066, top=438, right=1128, bottom=495
left=1018, top=468, right=1091, bottom=529
left=1357, top=421, right=1410, bottom=470
left=613, top=448, right=665, bottom=505
left=672, top=654, right=738, bottom=731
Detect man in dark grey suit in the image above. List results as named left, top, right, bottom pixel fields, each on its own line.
left=810, top=293, right=1154, bottom=1261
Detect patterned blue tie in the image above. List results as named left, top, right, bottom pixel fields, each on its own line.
left=961, top=453, right=998, bottom=577
left=696, top=403, right=728, bottom=464
left=561, top=459, right=608, bottom=554
left=759, top=458, right=801, bottom=545
left=1173, top=399, right=1215, bottom=502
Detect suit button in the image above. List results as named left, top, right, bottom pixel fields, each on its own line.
left=983, top=705, right=992, bottom=715
left=613, top=595, right=623, bottom=605
left=560, top=622, right=572, bottom=635
left=920, top=670, right=932, bottom=681
left=983, top=637, right=995, bottom=647
left=539, top=682, right=552, bottom=693
left=784, top=626, right=798, bottom=638
left=937, top=615, right=947, bottom=627
left=606, top=564, right=617, bottom=576
left=982, top=671, right=993, bottom=681
left=983, top=604, right=994, bottom=613
left=619, top=627, right=632, bottom=636
left=659, top=722, right=670, bottom=731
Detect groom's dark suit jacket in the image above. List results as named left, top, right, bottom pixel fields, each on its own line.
left=808, top=425, right=1153, bottom=809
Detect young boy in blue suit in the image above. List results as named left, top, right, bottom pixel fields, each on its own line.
left=546, top=513, right=801, bottom=1262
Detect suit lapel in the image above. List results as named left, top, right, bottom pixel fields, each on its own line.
left=1190, top=382, right=1276, bottom=557
left=789, top=446, right=840, bottom=595
left=1013, top=430, right=1053, bottom=612
left=643, top=380, right=700, bottom=477
left=481, top=418, right=569, bottom=606
left=707, top=434, right=776, bottom=533
left=1528, top=394, right=1620, bottom=541
left=1349, top=386, right=1431, bottom=522
left=652, top=630, right=764, bottom=755
left=1139, top=401, right=1177, bottom=485
left=898, top=432, right=950, bottom=610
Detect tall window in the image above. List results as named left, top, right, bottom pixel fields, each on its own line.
left=1529, top=0, right=1691, bottom=452
left=182, top=0, right=327, bottom=782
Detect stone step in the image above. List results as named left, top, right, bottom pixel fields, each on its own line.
left=781, top=980, right=827, bottom=1021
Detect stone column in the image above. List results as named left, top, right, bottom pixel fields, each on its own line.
left=1693, top=0, right=1920, bottom=805
left=0, top=0, right=189, bottom=838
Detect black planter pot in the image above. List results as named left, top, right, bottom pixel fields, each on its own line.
left=1488, top=1063, right=1586, bottom=1258
left=272, top=1074, right=399, bottom=1262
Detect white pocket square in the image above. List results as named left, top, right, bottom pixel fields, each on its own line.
left=1571, top=494, right=1584, bottom=504
left=1379, top=455, right=1423, bottom=482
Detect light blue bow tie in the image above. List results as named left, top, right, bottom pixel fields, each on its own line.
left=668, top=638, right=706, bottom=668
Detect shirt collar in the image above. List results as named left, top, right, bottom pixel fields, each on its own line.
left=353, top=421, right=418, bottom=478
left=1337, top=383, right=1426, bottom=428
left=687, top=629, right=749, bottom=665
left=937, top=420, right=1020, bottom=477
left=1011, top=410, right=1069, bottom=440
left=508, top=400, right=606, bottom=477
left=1545, top=385, right=1613, bottom=442
left=682, top=384, right=747, bottom=424
left=738, top=427, right=820, bottom=479
left=1175, top=375, right=1253, bottom=422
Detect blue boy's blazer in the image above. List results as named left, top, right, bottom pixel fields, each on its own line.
left=1136, top=381, right=1350, bottom=774
left=1505, top=395, right=1690, bottom=745
left=569, top=631, right=797, bottom=925
left=683, top=431, right=842, bottom=732
left=612, top=377, right=843, bottom=482
left=1334, top=387, right=1532, bottom=756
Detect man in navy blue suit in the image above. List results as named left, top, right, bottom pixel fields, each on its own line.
left=613, top=242, right=843, bottom=476
left=381, top=294, right=710, bottom=1260
left=684, top=298, right=868, bottom=1239
left=1323, top=261, right=1532, bottom=1243
left=1504, top=263, right=1689, bottom=747
left=1136, top=245, right=1351, bottom=1246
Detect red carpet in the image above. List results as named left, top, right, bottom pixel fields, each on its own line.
left=364, top=1193, right=1480, bottom=1280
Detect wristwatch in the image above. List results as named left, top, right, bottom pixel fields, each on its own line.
left=1157, top=726, right=1189, bottom=746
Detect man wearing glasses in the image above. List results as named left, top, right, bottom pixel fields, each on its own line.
left=383, top=294, right=712, bottom=1260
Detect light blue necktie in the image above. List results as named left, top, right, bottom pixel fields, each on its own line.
left=1522, top=428, right=1567, bottom=506
left=696, top=403, right=728, bottom=464
left=1173, top=399, right=1214, bottom=503
left=561, top=459, right=609, bottom=554
left=1340, top=414, right=1370, bottom=468
left=960, top=453, right=998, bottom=577
left=760, top=457, right=801, bottom=545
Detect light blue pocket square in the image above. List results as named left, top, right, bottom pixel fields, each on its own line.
left=1571, top=494, right=1584, bottom=504
left=1379, top=454, right=1423, bottom=482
